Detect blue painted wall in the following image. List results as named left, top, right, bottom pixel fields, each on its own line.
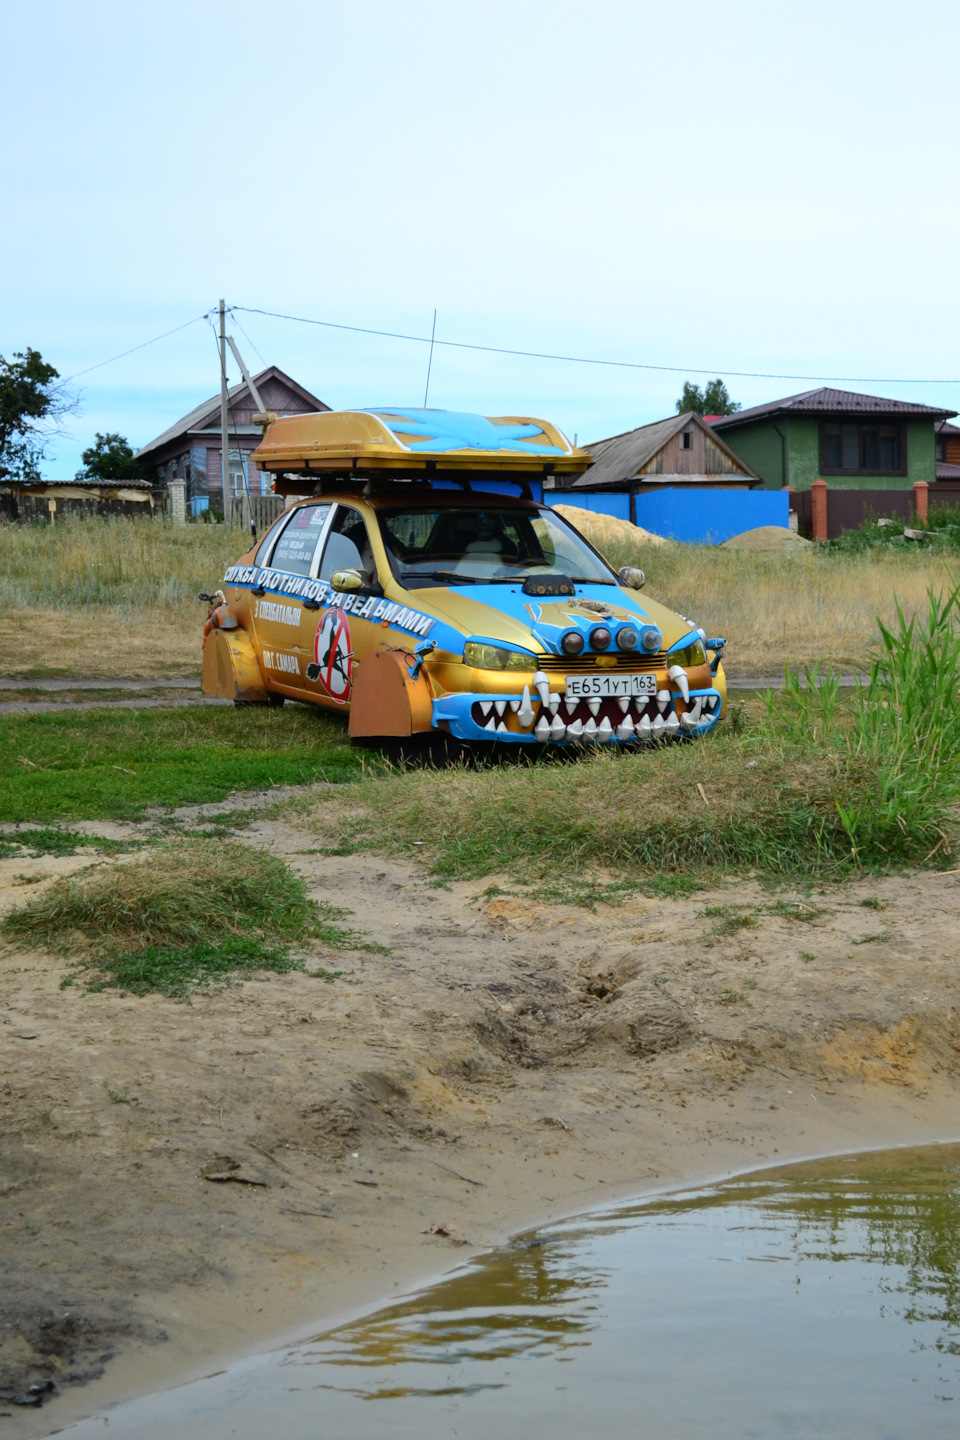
left=434, top=477, right=544, bottom=501
left=547, top=489, right=632, bottom=521
left=547, top=487, right=789, bottom=544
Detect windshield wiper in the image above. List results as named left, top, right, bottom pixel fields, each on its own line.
left=400, top=570, right=482, bottom=584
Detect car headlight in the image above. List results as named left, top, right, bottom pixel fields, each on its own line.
left=671, top=641, right=707, bottom=667
left=463, top=641, right=539, bottom=671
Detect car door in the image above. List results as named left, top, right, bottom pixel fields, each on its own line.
left=249, top=502, right=332, bottom=698
left=300, top=504, right=382, bottom=710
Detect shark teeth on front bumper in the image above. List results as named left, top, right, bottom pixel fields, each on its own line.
left=470, top=687, right=721, bottom=743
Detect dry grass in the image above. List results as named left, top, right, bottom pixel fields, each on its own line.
left=2, top=512, right=957, bottom=680
left=0, top=515, right=239, bottom=677
left=0, top=605, right=204, bottom=677
left=564, top=509, right=958, bottom=676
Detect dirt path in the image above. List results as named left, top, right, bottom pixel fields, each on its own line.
left=2, top=818, right=960, bottom=1434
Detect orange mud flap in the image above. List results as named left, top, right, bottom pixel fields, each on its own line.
left=201, top=627, right=268, bottom=704
left=348, top=649, right=434, bottom=739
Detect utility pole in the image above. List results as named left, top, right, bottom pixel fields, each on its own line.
left=219, top=298, right=232, bottom=525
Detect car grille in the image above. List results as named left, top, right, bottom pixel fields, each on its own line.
left=537, top=652, right=665, bottom=673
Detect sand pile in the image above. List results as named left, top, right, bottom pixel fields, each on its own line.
left=720, top=525, right=813, bottom=553
left=552, top=504, right=669, bottom=549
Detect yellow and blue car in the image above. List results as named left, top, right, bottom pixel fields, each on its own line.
left=201, top=408, right=726, bottom=745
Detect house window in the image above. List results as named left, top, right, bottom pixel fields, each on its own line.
left=681, top=431, right=692, bottom=450
left=820, top=421, right=905, bottom=475
left=937, top=436, right=947, bottom=462
left=228, top=448, right=247, bottom=496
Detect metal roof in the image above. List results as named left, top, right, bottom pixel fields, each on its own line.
left=712, top=387, right=957, bottom=427
left=568, top=411, right=758, bottom=489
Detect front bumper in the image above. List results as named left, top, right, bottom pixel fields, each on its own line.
left=431, top=685, right=723, bottom=744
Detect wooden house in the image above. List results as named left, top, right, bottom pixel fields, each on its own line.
left=553, top=412, right=759, bottom=521
left=136, top=366, right=329, bottom=517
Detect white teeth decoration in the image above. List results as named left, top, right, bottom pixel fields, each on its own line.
left=494, top=700, right=506, bottom=717
left=687, top=698, right=702, bottom=723
left=598, top=716, right=613, bottom=740
left=680, top=711, right=693, bottom=729
left=518, top=686, right=535, bottom=728
left=706, top=695, right=718, bottom=713
left=533, top=671, right=550, bottom=707
left=617, top=715, right=635, bottom=740
left=550, top=714, right=566, bottom=741
left=566, top=718, right=583, bottom=739
left=665, top=710, right=680, bottom=734
left=635, top=698, right=650, bottom=717
left=509, top=699, right=521, bottom=713
left=583, top=716, right=597, bottom=738
left=587, top=698, right=601, bottom=716
left=548, top=693, right=561, bottom=715
left=497, top=720, right=509, bottom=733
left=485, top=717, right=496, bottom=731
left=535, top=714, right=551, bottom=740
left=652, top=713, right=665, bottom=735
left=657, top=689, right=671, bottom=714
left=564, top=699, right=578, bottom=716
left=480, top=700, right=493, bottom=716
left=637, top=713, right=652, bottom=737
left=668, top=665, right=690, bottom=704
left=617, top=697, right=630, bottom=713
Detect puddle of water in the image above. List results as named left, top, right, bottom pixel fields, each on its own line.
left=51, top=1144, right=960, bottom=1438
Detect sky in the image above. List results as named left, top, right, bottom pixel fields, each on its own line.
left=3, top=0, right=959, bottom=475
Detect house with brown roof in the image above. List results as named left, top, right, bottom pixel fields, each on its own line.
left=553, top=411, right=759, bottom=516
left=709, top=387, right=957, bottom=491
left=136, top=366, right=329, bottom=516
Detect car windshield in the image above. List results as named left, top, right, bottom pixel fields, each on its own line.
left=377, top=506, right=616, bottom=587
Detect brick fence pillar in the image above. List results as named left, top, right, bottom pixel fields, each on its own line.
left=168, top=477, right=186, bottom=526
left=913, top=480, right=929, bottom=525
left=810, top=477, right=828, bottom=542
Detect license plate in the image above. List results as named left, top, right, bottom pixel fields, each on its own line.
left=564, top=673, right=658, bottom=700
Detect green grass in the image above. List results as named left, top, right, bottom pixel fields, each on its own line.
left=0, top=827, right=133, bottom=858
left=0, top=704, right=364, bottom=822
left=2, top=839, right=382, bottom=999
left=478, top=875, right=704, bottom=911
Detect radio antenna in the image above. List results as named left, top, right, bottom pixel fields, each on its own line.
left=423, top=308, right=437, bottom=407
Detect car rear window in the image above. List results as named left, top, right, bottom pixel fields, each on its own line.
left=267, top=504, right=331, bottom=576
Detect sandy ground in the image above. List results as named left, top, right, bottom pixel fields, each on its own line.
left=2, top=812, right=960, bottom=1436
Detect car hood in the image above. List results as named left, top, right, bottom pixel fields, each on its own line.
left=404, top=581, right=696, bottom=656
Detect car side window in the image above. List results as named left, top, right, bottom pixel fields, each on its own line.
left=267, top=504, right=331, bottom=576
left=319, top=507, right=375, bottom=583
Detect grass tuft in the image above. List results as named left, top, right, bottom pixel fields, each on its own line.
left=0, top=827, right=132, bottom=858
left=2, top=838, right=381, bottom=999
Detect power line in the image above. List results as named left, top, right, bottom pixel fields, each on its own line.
left=234, top=304, right=960, bottom=387
left=63, top=314, right=209, bottom=382
left=231, top=312, right=267, bottom=367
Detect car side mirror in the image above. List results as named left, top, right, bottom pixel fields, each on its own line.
left=618, top=565, right=646, bottom=590
left=331, top=568, right=364, bottom=592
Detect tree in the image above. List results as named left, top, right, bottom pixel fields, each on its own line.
left=0, top=348, right=73, bottom=479
left=675, top=379, right=741, bottom=416
left=76, top=432, right=154, bottom=484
